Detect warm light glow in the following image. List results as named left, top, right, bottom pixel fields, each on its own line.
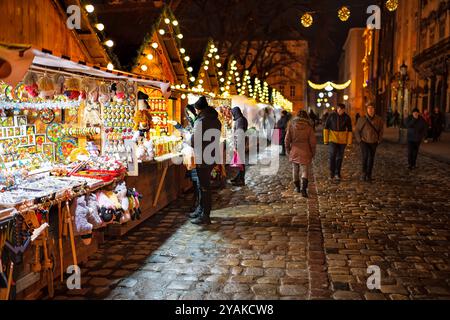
left=181, top=84, right=186, bottom=89
left=215, top=55, right=220, bottom=60
left=180, top=48, right=186, bottom=54
left=95, top=23, right=105, bottom=31
left=141, top=65, right=148, bottom=72
left=172, top=20, right=179, bottom=26
left=177, top=34, right=184, bottom=39
left=343, top=95, right=349, bottom=101
left=190, top=76, right=195, bottom=82
left=205, top=60, right=210, bottom=65
left=204, top=66, right=209, bottom=70
left=301, top=13, right=313, bottom=28
left=146, top=54, right=154, bottom=60
left=105, top=40, right=114, bottom=47
left=181, top=94, right=187, bottom=100
left=107, top=63, right=114, bottom=71
left=187, top=67, right=193, bottom=73
left=308, top=80, right=352, bottom=91
left=328, top=92, right=333, bottom=97
left=164, top=18, right=171, bottom=24
left=216, top=63, right=222, bottom=68
left=152, top=42, right=159, bottom=49
left=85, top=5, right=94, bottom=13
left=385, top=0, right=399, bottom=12
left=338, top=6, right=351, bottom=22
left=184, top=56, right=190, bottom=62
left=199, top=80, right=204, bottom=84
left=159, top=29, right=165, bottom=35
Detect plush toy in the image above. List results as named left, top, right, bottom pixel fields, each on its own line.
left=115, top=182, right=131, bottom=224
left=38, top=74, right=55, bottom=100
left=113, top=82, right=126, bottom=103
left=64, top=78, right=81, bottom=100
left=84, top=88, right=102, bottom=127
left=80, top=78, right=94, bottom=101
left=128, top=188, right=143, bottom=220
left=86, top=194, right=104, bottom=228
left=23, top=72, right=39, bottom=98
left=96, top=192, right=116, bottom=224
left=143, top=138, right=154, bottom=160
left=136, top=142, right=146, bottom=161
left=73, top=196, right=93, bottom=245
left=99, top=83, right=111, bottom=105
left=133, top=91, right=152, bottom=137
left=53, top=74, right=65, bottom=95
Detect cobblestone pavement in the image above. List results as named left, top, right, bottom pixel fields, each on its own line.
left=50, top=141, right=450, bottom=300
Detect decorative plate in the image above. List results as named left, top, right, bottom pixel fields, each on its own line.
left=46, top=123, right=63, bottom=143
left=57, top=137, right=78, bottom=160
left=40, top=108, right=55, bottom=124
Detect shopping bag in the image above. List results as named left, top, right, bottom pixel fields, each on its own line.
left=181, top=145, right=196, bottom=171
left=230, top=150, right=244, bottom=170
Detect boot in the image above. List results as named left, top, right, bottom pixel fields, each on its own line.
left=189, top=206, right=203, bottom=219
left=301, top=178, right=309, bottom=198
left=190, top=213, right=211, bottom=225
left=294, top=181, right=301, bottom=193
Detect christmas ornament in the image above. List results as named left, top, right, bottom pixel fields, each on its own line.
left=385, top=0, right=398, bottom=12
left=338, top=6, right=351, bottom=22
left=301, top=13, right=313, bottom=28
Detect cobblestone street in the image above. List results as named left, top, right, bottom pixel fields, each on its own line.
left=51, top=140, right=450, bottom=300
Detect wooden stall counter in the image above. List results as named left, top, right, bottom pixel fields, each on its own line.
left=106, top=155, right=192, bottom=237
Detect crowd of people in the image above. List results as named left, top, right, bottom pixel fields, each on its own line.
left=177, top=96, right=446, bottom=225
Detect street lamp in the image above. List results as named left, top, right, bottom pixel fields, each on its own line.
left=399, top=62, right=408, bottom=143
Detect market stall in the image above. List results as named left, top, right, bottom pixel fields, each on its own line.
left=0, top=44, right=191, bottom=299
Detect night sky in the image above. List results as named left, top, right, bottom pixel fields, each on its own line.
left=174, top=0, right=377, bottom=81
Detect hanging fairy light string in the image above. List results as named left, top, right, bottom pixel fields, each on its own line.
left=192, top=40, right=220, bottom=94
left=299, top=1, right=398, bottom=28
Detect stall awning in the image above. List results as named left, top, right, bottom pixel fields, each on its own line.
left=0, top=43, right=169, bottom=90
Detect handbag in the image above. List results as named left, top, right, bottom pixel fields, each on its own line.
left=230, top=150, right=244, bottom=170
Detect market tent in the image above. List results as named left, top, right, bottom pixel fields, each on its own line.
left=192, top=40, right=221, bottom=95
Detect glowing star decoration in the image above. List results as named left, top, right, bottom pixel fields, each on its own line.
left=301, top=13, right=313, bottom=28
left=385, top=0, right=399, bottom=12
left=338, top=6, right=351, bottom=22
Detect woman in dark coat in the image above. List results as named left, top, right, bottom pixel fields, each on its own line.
left=285, top=110, right=317, bottom=197
left=230, top=106, right=248, bottom=186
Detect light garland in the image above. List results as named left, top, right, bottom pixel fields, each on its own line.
left=0, top=100, right=80, bottom=110
left=308, top=80, right=352, bottom=91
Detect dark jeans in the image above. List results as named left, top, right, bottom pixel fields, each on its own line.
left=196, top=165, right=213, bottom=218
left=190, top=169, right=200, bottom=209
left=360, top=142, right=378, bottom=178
left=407, top=142, right=421, bottom=168
left=329, top=143, right=346, bottom=177
left=280, top=130, right=286, bottom=155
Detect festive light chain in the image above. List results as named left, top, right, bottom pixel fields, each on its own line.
left=0, top=100, right=80, bottom=110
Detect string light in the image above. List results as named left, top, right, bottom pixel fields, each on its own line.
left=177, top=34, right=184, bottom=39
left=141, top=65, right=148, bottom=72
left=159, top=29, right=165, bottom=35
left=338, top=6, right=351, bottom=22
left=385, top=0, right=399, bottom=11
left=164, top=18, right=171, bottom=24
left=184, top=56, right=190, bottom=62
left=172, top=20, right=179, bottom=26
left=107, top=63, right=114, bottom=71
left=180, top=48, right=186, bottom=54
left=151, top=42, right=159, bottom=49
left=146, top=54, right=154, bottom=60
left=95, top=23, right=104, bottom=31
left=187, top=67, right=193, bottom=73
left=301, top=13, right=313, bottom=28
left=105, top=40, right=114, bottom=47
left=85, top=4, right=94, bottom=13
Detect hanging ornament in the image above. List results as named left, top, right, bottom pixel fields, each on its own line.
left=301, top=13, right=313, bottom=28
left=338, top=6, right=351, bottom=22
left=385, top=0, right=399, bottom=12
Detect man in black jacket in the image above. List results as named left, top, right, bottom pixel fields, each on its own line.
left=230, top=107, right=248, bottom=186
left=276, top=110, right=289, bottom=156
left=188, top=96, right=222, bottom=225
left=405, top=108, right=428, bottom=170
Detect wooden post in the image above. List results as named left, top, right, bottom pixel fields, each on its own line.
left=153, top=163, right=169, bottom=207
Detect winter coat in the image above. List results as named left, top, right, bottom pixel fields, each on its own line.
left=323, top=112, right=353, bottom=145
left=285, top=117, right=317, bottom=165
left=231, top=107, right=248, bottom=133
left=276, top=115, right=289, bottom=130
left=431, top=111, right=445, bottom=130
left=404, top=115, right=428, bottom=143
left=189, top=106, right=222, bottom=166
left=355, top=115, right=385, bottom=144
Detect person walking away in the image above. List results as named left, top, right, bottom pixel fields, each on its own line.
left=321, top=110, right=329, bottom=127
left=431, top=107, right=445, bottom=142
left=405, top=108, right=428, bottom=170
left=393, top=110, right=400, bottom=128
left=355, top=102, right=384, bottom=182
left=188, top=96, right=222, bottom=225
left=230, top=106, right=248, bottom=186
left=309, top=109, right=318, bottom=130
left=276, top=110, right=289, bottom=156
left=422, top=109, right=432, bottom=143
left=285, top=110, right=317, bottom=197
left=323, top=104, right=353, bottom=182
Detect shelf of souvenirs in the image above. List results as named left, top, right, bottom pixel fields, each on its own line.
left=148, top=98, right=168, bottom=112
left=0, top=156, right=128, bottom=208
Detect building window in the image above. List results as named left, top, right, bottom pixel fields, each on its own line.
left=280, top=85, right=284, bottom=95
left=290, top=86, right=296, bottom=97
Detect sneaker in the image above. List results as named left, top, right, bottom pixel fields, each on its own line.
left=189, top=208, right=202, bottom=219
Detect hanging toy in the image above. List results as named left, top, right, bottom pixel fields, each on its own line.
left=80, top=78, right=94, bottom=101
left=113, top=82, right=126, bottom=104
left=114, top=182, right=131, bottom=224
left=72, top=196, right=93, bottom=246
left=53, top=74, right=65, bottom=95
left=133, top=91, right=152, bottom=139
left=38, top=73, right=55, bottom=100
left=98, top=83, right=111, bottom=105
left=84, top=86, right=102, bottom=127
left=23, top=72, right=39, bottom=98
left=64, top=78, right=81, bottom=100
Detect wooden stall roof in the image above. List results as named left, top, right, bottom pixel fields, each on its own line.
left=0, top=0, right=111, bottom=66
left=75, top=1, right=190, bottom=85
left=194, top=39, right=220, bottom=95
